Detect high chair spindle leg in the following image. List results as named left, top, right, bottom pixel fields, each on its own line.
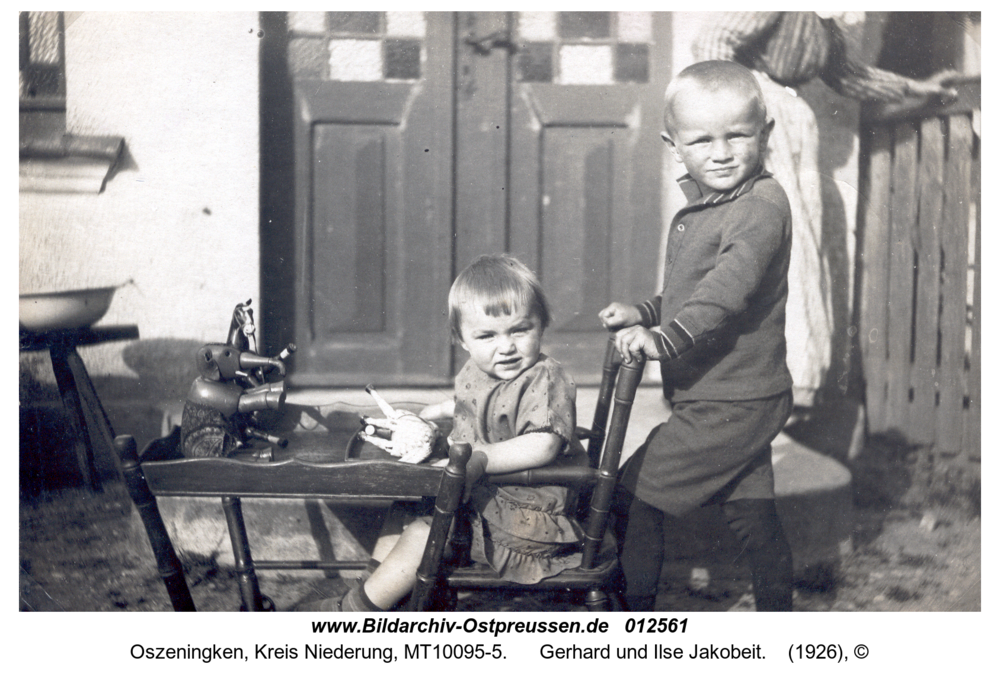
left=584, top=588, right=611, bottom=612
left=115, top=435, right=196, bottom=611
left=222, top=496, right=272, bottom=611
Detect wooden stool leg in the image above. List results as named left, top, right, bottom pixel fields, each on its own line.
left=115, top=436, right=195, bottom=611
left=66, top=349, right=118, bottom=472
left=50, top=346, right=100, bottom=491
left=221, top=496, right=271, bottom=611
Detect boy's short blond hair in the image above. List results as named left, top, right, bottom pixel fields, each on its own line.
left=663, top=60, right=768, bottom=135
left=448, top=254, right=550, bottom=341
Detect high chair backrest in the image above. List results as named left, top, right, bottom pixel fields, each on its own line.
left=484, top=340, right=643, bottom=567
left=581, top=343, right=643, bottom=565
left=585, top=338, right=627, bottom=469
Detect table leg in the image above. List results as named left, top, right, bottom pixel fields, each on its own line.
left=49, top=346, right=101, bottom=492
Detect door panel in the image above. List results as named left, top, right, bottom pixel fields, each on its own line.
left=509, top=85, right=659, bottom=378
left=312, top=125, right=388, bottom=336
left=541, top=127, right=615, bottom=333
left=454, top=12, right=513, bottom=269
left=288, top=15, right=455, bottom=386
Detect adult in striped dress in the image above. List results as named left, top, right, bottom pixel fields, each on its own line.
left=694, top=12, right=957, bottom=407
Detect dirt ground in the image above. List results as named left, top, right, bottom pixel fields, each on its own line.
left=19, top=436, right=980, bottom=613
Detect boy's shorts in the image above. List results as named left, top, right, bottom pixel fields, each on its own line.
left=619, top=390, right=793, bottom=517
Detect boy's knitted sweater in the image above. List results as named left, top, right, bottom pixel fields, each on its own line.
left=638, top=168, right=793, bottom=402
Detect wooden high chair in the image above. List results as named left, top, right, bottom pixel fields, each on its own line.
left=117, top=339, right=642, bottom=611
left=428, top=339, right=644, bottom=611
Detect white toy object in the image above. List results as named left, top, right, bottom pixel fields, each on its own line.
left=359, top=385, right=440, bottom=464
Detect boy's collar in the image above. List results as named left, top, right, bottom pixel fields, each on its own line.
left=677, top=166, right=772, bottom=207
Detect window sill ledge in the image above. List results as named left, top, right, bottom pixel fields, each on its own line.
left=19, top=134, right=124, bottom=194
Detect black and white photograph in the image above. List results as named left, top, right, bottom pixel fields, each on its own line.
left=18, top=8, right=983, bottom=662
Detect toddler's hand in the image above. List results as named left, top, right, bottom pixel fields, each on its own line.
left=418, top=400, right=453, bottom=421
left=599, top=302, right=643, bottom=330
left=361, top=385, right=440, bottom=463
left=614, top=326, right=664, bottom=364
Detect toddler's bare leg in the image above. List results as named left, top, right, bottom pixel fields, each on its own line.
left=370, top=503, right=409, bottom=562
left=363, top=518, right=431, bottom=609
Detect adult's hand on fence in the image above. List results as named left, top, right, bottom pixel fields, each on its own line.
left=907, top=70, right=962, bottom=102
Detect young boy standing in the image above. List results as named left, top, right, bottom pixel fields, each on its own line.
left=600, top=60, right=795, bottom=611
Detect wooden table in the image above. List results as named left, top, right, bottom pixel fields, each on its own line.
left=20, top=325, right=139, bottom=491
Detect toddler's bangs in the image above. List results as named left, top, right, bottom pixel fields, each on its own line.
left=453, top=281, right=534, bottom=320
left=481, top=288, right=534, bottom=320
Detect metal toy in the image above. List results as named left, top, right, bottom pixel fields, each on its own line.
left=181, top=299, right=296, bottom=458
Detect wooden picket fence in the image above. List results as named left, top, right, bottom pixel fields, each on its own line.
left=855, top=78, right=980, bottom=469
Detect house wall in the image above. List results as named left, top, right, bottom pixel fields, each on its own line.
left=20, top=12, right=261, bottom=382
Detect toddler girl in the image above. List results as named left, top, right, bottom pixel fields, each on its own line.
left=304, top=253, right=585, bottom=611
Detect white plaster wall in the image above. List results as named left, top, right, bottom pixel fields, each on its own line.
left=19, top=12, right=261, bottom=378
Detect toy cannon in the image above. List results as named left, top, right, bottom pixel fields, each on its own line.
left=181, top=299, right=296, bottom=458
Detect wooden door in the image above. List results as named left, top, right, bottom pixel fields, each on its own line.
left=280, top=11, right=669, bottom=385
